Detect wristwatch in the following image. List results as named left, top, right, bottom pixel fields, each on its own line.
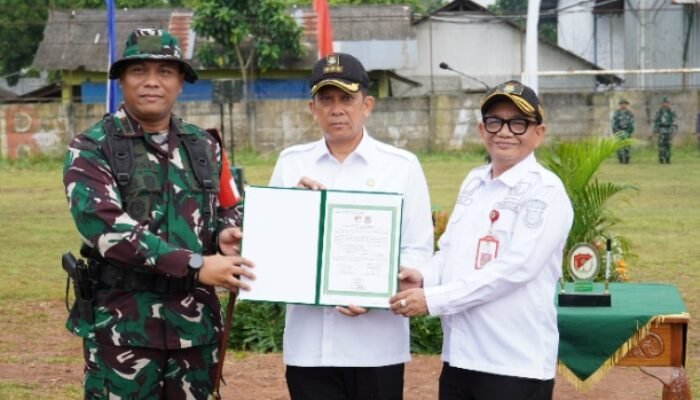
left=188, top=253, right=204, bottom=285
left=188, top=253, right=204, bottom=270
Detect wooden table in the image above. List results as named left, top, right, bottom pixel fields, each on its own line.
left=557, top=283, right=691, bottom=399
left=617, top=316, right=691, bottom=400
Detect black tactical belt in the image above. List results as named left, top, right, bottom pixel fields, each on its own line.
left=97, top=263, right=195, bottom=294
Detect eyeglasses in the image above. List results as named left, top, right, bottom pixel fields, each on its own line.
left=483, top=116, right=537, bottom=135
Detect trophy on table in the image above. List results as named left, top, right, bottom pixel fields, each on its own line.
left=558, top=240, right=612, bottom=307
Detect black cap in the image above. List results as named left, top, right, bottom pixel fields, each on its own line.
left=310, top=53, right=370, bottom=96
left=480, top=80, right=544, bottom=124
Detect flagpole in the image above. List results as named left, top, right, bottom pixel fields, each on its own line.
left=313, top=0, right=333, bottom=57
left=106, top=0, right=117, bottom=113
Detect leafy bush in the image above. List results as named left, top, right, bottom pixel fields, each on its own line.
left=410, top=315, right=443, bottom=354
left=225, top=299, right=285, bottom=352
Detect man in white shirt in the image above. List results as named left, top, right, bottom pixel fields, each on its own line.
left=269, top=53, right=434, bottom=400
left=390, top=80, right=574, bottom=400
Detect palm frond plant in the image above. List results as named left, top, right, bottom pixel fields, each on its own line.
left=540, top=137, right=638, bottom=282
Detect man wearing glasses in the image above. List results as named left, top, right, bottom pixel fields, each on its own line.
left=390, top=80, right=573, bottom=400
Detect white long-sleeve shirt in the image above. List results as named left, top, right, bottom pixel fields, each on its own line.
left=269, top=131, right=434, bottom=367
left=422, top=153, right=573, bottom=380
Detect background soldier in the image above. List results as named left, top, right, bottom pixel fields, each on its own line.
left=62, top=29, right=254, bottom=399
left=653, top=97, right=677, bottom=164
left=611, top=98, right=634, bottom=164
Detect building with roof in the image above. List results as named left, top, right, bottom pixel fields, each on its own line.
left=32, top=6, right=423, bottom=104
left=558, top=0, right=700, bottom=89
left=394, top=0, right=618, bottom=95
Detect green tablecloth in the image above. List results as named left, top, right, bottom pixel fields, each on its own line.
left=557, top=282, right=688, bottom=390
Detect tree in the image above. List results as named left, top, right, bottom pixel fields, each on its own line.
left=0, top=0, right=192, bottom=87
left=0, top=1, right=47, bottom=85
left=192, top=0, right=305, bottom=103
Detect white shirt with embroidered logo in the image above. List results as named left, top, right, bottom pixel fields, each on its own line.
left=421, top=153, right=573, bottom=380
left=269, top=131, right=434, bottom=367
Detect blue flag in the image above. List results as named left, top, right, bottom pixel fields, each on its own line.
left=106, top=0, right=117, bottom=113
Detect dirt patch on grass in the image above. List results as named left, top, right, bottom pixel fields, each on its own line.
left=0, top=300, right=666, bottom=399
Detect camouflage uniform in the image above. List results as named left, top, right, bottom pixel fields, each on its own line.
left=611, top=102, right=634, bottom=163
left=653, top=100, right=677, bottom=164
left=63, top=30, right=237, bottom=400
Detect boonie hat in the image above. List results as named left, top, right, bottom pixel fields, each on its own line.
left=480, top=80, right=544, bottom=124
left=310, top=53, right=370, bottom=96
left=618, top=98, right=630, bottom=105
left=109, top=28, right=198, bottom=83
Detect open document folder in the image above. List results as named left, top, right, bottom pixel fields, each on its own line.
left=239, top=186, right=403, bottom=309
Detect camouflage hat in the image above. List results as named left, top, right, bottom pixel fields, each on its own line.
left=108, top=29, right=197, bottom=83
left=662, top=97, right=670, bottom=103
left=310, top=53, right=370, bottom=96
left=619, top=98, right=630, bottom=105
left=480, top=80, right=544, bottom=124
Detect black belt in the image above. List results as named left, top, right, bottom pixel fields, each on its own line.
left=97, top=262, right=195, bottom=294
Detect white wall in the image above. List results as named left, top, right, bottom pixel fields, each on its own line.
left=557, top=0, right=595, bottom=64
left=396, top=15, right=598, bottom=95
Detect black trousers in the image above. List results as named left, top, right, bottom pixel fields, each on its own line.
left=439, top=363, right=554, bottom=400
left=286, top=364, right=404, bottom=400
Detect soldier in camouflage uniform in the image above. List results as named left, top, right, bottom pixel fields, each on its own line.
left=611, top=98, right=634, bottom=163
left=653, top=97, right=678, bottom=164
left=63, top=29, right=255, bottom=399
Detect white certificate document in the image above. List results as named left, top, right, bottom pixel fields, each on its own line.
left=239, top=186, right=403, bottom=308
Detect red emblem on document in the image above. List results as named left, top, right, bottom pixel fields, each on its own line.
left=475, top=210, right=500, bottom=269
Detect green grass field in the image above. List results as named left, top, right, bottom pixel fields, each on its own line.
left=0, top=144, right=698, bottom=398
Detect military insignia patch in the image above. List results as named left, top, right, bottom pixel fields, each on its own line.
left=523, top=199, right=547, bottom=228
left=323, top=55, right=343, bottom=74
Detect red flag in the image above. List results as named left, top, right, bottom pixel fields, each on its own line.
left=314, top=0, right=334, bottom=57
left=218, top=151, right=241, bottom=208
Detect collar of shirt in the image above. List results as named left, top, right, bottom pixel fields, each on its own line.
left=309, top=128, right=375, bottom=166
left=480, top=152, right=538, bottom=188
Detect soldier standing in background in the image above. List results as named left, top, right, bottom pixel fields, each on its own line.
left=62, top=29, right=254, bottom=399
left=611, top=99, right=634, bottom=164
left=653, top=97, right=677, bottom=164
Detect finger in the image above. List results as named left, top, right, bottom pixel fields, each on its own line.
left=345, top=305, right=367, bottom=315
left=232, top=266, right=256, bottom=280
left=296, top=177, right=316, bottom=189
left=227, top=276, right=250, bottom=291
left=335, top=306, right=358, bottom=317
left=232, top=256, right=255, bottom=268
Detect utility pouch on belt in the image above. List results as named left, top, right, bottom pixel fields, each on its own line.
left=62, top=252, right=95, bottom=324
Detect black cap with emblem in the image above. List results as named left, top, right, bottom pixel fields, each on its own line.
left=309, top=53, right=370, bottom=96
left=480, top=80, right=544, bottom=124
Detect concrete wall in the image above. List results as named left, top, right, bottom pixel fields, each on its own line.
left=2, top=90, right=698, bottom=159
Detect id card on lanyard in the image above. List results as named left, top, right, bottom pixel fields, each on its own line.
left=475, top=209, right=500, bottom=269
